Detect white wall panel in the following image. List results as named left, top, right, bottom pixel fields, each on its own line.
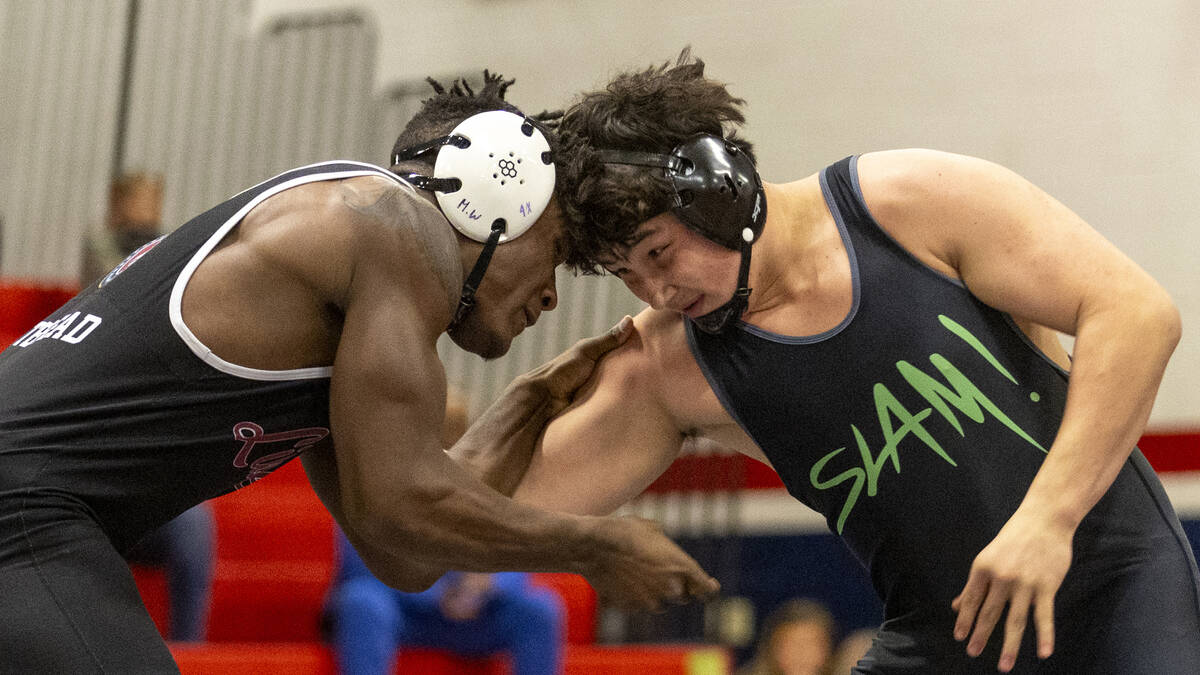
left=121, top=2, right=377, bottom=228
left=0, top=0, right=127, bottom=281
left=1, top=1, right=377, bottom=281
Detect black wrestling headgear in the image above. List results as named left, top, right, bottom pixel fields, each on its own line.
left=597, top=134, right=766, bottom=333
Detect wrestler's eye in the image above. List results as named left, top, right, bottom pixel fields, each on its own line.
left=608, top=267, right=629, bottom=279
left=647, top=245, right=666, bottom=260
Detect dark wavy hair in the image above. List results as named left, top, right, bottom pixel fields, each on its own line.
left=555, top=48, right=754, bottom=273
left=390, top=70, right=560, bottom=170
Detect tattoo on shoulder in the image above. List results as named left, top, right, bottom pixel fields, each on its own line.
left=341, top=179, right=405, bottom=221
left=339, top=179, right=462, bottom=307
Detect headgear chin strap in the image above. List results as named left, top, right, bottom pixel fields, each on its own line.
left=597, top=134, right=766, bottom=333
left=392, top=110, right=555, bottom=327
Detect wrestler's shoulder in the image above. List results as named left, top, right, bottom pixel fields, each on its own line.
left=335, top=175, right=447, bottom=234
left=247, top=174, right=442, bottom=244
left=630, top=308, right=694, bottom=366
left=632, top=306, right=684, bottom=337
left=584, top=308, right=685, bottom=377
left=243, top=175, right=459, bottom=312
left=623, top=308, right=723, bottom=425
left=310, top=175, right=458, bottom=274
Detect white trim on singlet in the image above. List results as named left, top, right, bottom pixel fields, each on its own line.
left=169, top=161, right=414, bottom=382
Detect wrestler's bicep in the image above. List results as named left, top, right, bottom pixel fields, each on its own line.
left=513, top=339, right=683, bottom=516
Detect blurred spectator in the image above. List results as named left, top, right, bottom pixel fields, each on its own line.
left=124, top=503, right=215, bottom=642
left=737, top=599, right=836, bottom=675
left=829, top=628, right=876, bottom=674
left=324, top=391, right=566, bottom=675
left=81, top=171, right=164, bottom=284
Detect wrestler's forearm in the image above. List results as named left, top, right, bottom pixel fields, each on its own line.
left=1020, top=296, right=1180, bottom=528
left=302, top=444, right=448, bottom=591
left=446, top=377, right=555, bottom=497
left=346, top=446, right=629, bottom=583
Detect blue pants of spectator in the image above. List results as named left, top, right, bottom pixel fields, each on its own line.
left=327, top=572, right=563, bottom=675
left=125, top=503, right=215, bottom=641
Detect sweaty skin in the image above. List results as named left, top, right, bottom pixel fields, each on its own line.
left=181, top=173, right=719, bottom=610
left=516, top=149, right=1179, bottom=669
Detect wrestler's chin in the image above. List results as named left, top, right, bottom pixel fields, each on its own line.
left=447, top=318, right=512, bottom=361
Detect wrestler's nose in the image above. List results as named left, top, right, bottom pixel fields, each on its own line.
left=647, top=279, right=676, bottom=311
left=540, top=274, right=558, bottom=311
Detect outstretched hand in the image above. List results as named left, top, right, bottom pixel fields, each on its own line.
left=522, top=315, right=635, bottom=416
left=447, top=317, right=635, bottom=497
left=584, top=515, right=721, bottom=613
left=951, top=506, right=1074, bottom=672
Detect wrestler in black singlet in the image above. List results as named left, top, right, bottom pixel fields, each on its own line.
left=687, top=157, right=1200, bottom=673
left=0, top=161, right=408, bottom=672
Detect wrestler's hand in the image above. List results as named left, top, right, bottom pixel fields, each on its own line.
left=520, top=315, right=635, bottom=416
left=582, top=515, right=720, bottom=612
left=951, top=505, right=1074, bottom=672
left=448, top=316, right=635, bottom=496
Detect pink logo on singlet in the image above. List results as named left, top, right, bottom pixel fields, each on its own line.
left=231, top=421, right=330, bottom=488
left=98, top=235, right=167, bottom=288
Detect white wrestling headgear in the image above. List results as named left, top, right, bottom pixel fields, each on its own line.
left=393, top=110, right=555, bottom=241
left=434, top=110, right=554, bottom=242
left=391, top=110, right=556, bottom=325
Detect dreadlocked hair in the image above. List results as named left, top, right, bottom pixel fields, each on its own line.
left=390, top=70, right=559, bottom=168
left=555, top=48, right=754, bottom=274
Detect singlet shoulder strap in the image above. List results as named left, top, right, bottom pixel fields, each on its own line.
left=820, top=155, right=875, bottom=226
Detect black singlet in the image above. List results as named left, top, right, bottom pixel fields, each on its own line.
left=0, top=161, right=409, bottom=672
left=686, top=156, right=1200, bottom=672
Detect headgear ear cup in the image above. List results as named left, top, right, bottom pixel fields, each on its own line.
left=597, top=134, right=767, bottom=334
left=668, top=135, right=765, bottom=248
left=596, top=134, right=765, bottom=250
left=431, top=110, right=555, bottom=243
